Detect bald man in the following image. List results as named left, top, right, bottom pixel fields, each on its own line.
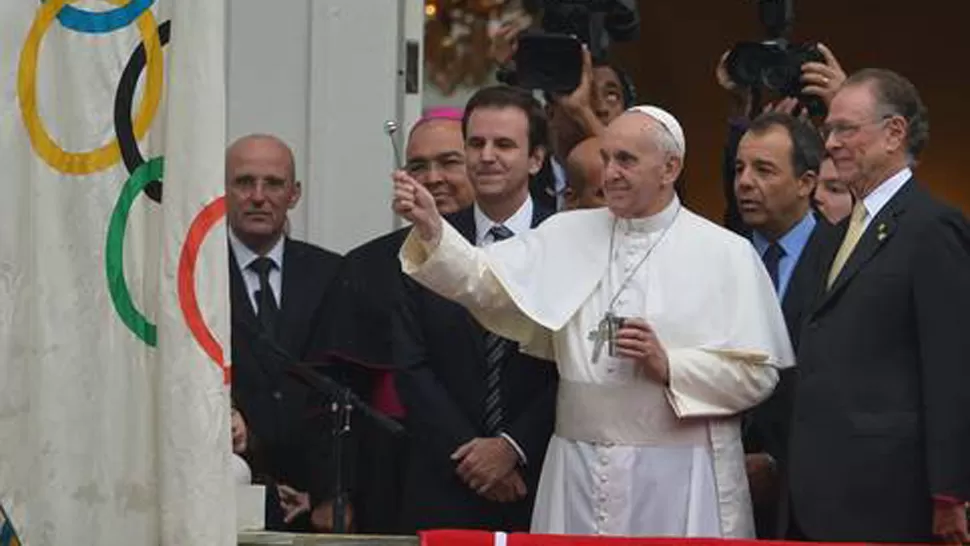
left=226, top=134, right=361, bottom=533
left=393, top=105, right=792, bottom=537
left=564, top=137, right=606, bottom=210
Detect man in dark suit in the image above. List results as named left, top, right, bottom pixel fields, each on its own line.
left=787, top=69, right=970, bottom=542
left=733, top=111, right=828, bottom=537
left=394, top=85, right=558, bottom=532
left=226, top=134, right=355, bottom=533
left=325, top=109, right=474, bottom=533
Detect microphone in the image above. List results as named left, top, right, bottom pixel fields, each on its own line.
left=384, top=120, right=403, bottom=169
left=241, top=320, right=404, bottom=436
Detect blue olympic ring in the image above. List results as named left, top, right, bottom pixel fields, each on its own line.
left=43, top=0, right=155, bottom=34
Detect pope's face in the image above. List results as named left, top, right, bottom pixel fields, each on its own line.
left=600, top=113, right=681, bottom=218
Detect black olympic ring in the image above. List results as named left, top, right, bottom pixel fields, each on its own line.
left=114, top=19, right=171, bottom=203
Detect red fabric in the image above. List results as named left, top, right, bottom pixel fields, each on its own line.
left=419, top=530, right=874, bottom=546
left=372, top=370, right=406, bottom=418
left=933, top=494, right=965, bottom=506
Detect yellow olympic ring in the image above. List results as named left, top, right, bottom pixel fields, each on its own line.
left=18, top=0, right=163, bottom=175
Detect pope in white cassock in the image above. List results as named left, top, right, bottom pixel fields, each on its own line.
left=391, top=105, right=794, bottom=538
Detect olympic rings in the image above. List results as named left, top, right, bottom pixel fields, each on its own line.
left=19, top=0, right=163, bottom=175
left=44, top=0, right=154, bottom=34
left=178, top=197, right=230, bottom=384
left=105, top=156, right=163, bottom=347
left=116, top=19, right=170, bottom=202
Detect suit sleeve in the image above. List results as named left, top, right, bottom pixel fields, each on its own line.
left=393, top=276, right=481, bottom=463
left=914, top=210, right=970, bottom=501
left=504, top=376, right=558, bottom=467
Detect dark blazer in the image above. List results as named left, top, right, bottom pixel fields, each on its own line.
left=393, top=204, right=559, bottom=532
left=745, top=217, right=831, bottom=460
left=327, top=228, right=409, bottom=370
left=324, top=227, right=412, bottom=535
left=787, top=179, right=970, bottom=541
left=229, top=236, right=351, bottom=529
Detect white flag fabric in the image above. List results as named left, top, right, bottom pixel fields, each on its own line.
left=0, top=1, right=233, bottom=544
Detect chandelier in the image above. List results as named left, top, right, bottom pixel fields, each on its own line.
left=424, top=0, right=533, bottom=95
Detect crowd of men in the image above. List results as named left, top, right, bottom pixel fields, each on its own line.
left=227, top=41, right=970, bottom=544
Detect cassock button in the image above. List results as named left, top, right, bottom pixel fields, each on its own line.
left=599, top=456, right=609, bottom=465
left=272, top=391, right=282, bottom=400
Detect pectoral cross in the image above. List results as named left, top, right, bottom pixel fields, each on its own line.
left=588, top=312, right=615, bottom=363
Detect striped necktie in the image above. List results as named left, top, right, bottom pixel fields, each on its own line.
left=482, top=225, right=514, bottom=434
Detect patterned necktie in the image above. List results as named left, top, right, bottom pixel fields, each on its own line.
left=827, top=201, right=868, bottom=288
left=761, top=242, right=785, bottom=292
left=483, top=225, right=514, bottom=434
left=249, top=256, right=279, bottom=338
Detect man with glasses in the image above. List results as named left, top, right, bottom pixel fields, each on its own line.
left=785, top=69, right=970, bottom=543
left=323, top=109, right=475, bottom=533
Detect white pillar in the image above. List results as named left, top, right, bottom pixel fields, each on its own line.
left=226, top=0, right=423, bottom=253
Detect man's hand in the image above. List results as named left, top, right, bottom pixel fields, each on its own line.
left=482, top=470, right=528, bottom=503
left=801, top=43, right=846, bottom=107
left=716, top=49, right=753, bottom=118
left=745, top=453, right=779, bottom=507
left=933, top=500, right=970, bottom=544
left=309, top=498, right=355, bottom=533
left=554, top=45, right=594, bottom=115
left=451, top=437, right=520, bottom=494
left=392, top=170, right=442, bottom=244
left=614, top=317, right=670, bottom=385
left=277, top=484, right=311, bottom=525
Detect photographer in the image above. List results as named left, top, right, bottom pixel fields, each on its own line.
left=718, top=42, right=847, bottom=235
left=491, top=5, right=638, bottom=210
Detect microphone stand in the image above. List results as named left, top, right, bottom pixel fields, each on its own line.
left=288, top=363, right=405, bottom=535
left=244, top=323, right=403, bottom=534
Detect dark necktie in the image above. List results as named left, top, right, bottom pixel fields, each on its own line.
left=249, top=256, right=279, bottom=338
left=483, top=225, right=514, bottom=435
left=762, top=242, right=785, bottom=292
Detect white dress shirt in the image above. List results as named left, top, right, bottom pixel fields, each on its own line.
left=228, top=230, right=285, bottom=314
left=860, top=167, right=912, bottom=231
left=474, top=196, right=534, bottom=247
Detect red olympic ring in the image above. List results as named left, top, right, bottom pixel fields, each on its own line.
left=177, top=196, right=230, bottom=384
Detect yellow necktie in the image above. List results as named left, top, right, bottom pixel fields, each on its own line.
left=828, top=201, right=868, bottom=288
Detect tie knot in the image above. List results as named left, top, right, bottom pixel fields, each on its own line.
left=763, top=242, right=785, bottom=261
left=489, top=225, right=514, bottom=241
left=249, top=256, right=276, bottom=277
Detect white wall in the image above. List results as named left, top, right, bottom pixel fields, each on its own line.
left=226, top=0, right=423, bottom=253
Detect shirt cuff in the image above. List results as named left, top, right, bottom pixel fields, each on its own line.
left=499, top=432, right=527, bottom=466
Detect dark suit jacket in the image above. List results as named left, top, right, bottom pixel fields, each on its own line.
left=787, top=179, right=970, bottom=541
left=229, top=236, right=352, bottom=529
left=393, top=204, right=559, bottom=532
left=324, top=227, right=412, bottom=534
left=745, top=218, right=831, bottom=461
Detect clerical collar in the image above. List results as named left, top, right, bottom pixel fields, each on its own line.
left=228, top=229, right=285, bottom=273
left=614, top=195, right=681, bottom=235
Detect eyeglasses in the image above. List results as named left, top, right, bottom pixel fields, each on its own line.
left=405, top=155, right=466, bottom=177
left=821, top=114, right=894, bottom=141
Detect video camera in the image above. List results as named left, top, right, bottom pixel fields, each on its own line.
left=724, top=0, right=826, bottom=116
left=497, top=0, right=639, bottom=93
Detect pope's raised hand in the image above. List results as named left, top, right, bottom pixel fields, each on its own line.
left=392, top=170, right=443, bottom=244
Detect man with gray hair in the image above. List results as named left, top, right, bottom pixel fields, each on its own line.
left=786, top=68, right=970, bottom=543
left=390, top=105, right=794, bottom=537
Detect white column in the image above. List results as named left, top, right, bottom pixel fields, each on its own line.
left=226, top=0, right=423, bottom=253
left=226, top=0, right=312, bottom=239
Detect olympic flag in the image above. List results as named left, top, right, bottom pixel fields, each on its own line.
left=0, top=1, right=233, bottom=545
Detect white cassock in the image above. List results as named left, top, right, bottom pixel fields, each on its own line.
left=400, top=195, right=794, bottom=538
